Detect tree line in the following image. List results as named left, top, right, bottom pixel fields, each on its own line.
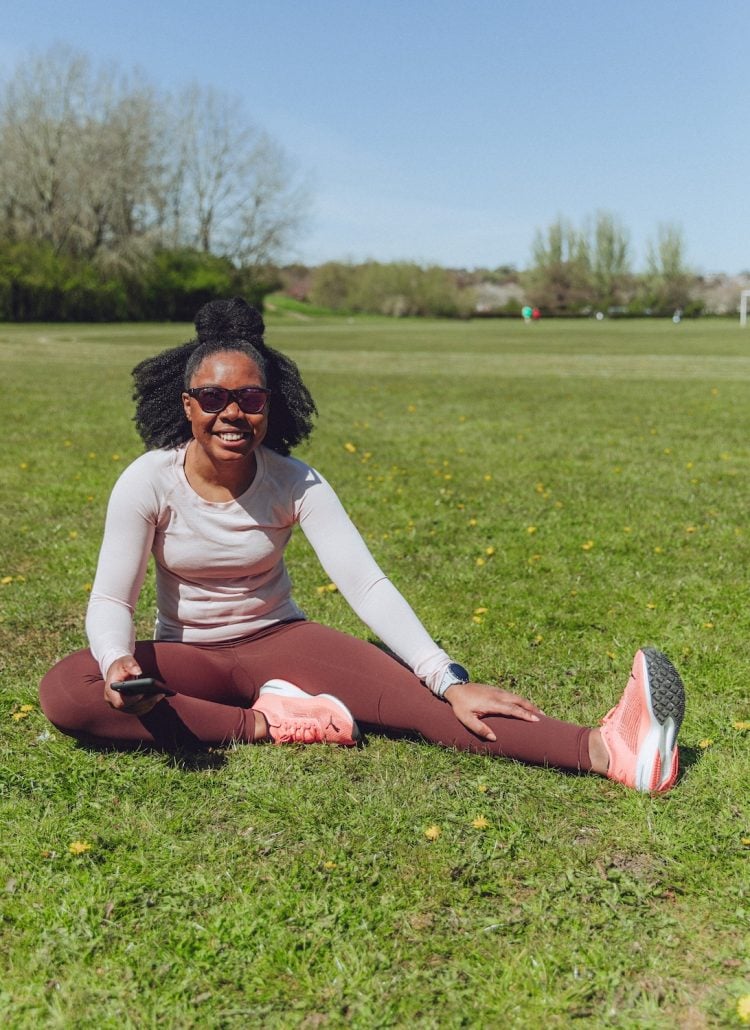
left=0, top=46, right=305, bottom=320
left=1, top=48, right=702, bottom=321
left=302, top=215, right=700, bottom=319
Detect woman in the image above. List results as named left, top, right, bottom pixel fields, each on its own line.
left=40, top=298, right=685, bottom=792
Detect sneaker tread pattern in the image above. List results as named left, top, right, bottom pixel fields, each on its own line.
left=642, top=647, right=686, bottom=726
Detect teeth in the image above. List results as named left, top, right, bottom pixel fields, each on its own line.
left=217, top=432, right=245, bottom=441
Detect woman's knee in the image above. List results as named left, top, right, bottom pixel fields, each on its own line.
left=38, top=649, right=101, bottom=732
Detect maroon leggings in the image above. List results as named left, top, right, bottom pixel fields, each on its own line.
left=39, top=620, right=592, bottom=771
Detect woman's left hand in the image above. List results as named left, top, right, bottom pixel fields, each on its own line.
left=443, top=682, right=545, bottom=741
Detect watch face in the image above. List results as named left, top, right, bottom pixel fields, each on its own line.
left=447, top=663, right=470, bottom=683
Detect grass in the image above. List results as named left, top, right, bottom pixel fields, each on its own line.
left=1, top=314, right=749, bottom=1027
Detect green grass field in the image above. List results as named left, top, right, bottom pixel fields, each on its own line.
left=1, top=315, right=749, bottom=1027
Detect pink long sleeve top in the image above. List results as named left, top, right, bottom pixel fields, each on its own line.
left=86, top=443, right=454, bottom=690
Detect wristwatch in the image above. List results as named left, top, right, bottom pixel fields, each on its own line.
left=435, top=662, right=470, bottom=699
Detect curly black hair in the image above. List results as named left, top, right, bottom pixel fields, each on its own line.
left=132, top=297, right=317, bottom=456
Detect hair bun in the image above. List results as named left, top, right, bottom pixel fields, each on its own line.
left=194, top=297, right=265, bottom=344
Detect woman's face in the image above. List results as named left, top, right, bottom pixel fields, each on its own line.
left=181, top=351, right=269, bottom=464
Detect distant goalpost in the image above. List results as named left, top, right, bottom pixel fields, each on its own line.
left=741, top=290, right=750, bottom=327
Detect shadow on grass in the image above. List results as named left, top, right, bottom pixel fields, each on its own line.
left=677, top=744, right=704, bottom=782
left=73, top=738, right=229, bottom=772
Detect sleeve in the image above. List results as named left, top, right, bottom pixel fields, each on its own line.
left=297, top=472, right=454, bottom=692
left=85, top=458, right=158, bottom=679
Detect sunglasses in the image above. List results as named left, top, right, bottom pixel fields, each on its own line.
left=186, top=386, right=271, bottom=414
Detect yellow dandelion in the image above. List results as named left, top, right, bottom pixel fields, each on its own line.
left=702, top=622, right=714, bottom=629
left=528, top=553, right=541, bottom=563
left=720, top=452, right=731, bottom=461
left=12, top=711, right=29, bottom=721
left=407, top=404, right=417, bottom=413
left=654, top=546, right=663, bottom=554
left=732, top=720, right=750, bottom=731
left=475, top=557, right=486, bottom=567
left=474, top=607, right=488, bottom=615
left=82, top=583, right=92, bottom=592
left=535, top=482, right=545, bottom=493
left=64, top=440, right=72, bottom=447
left=344, top=442, right=357, bottom=454
left=19, top=704, right=34, bottom=713
left=472, top=615, right=483, bottom=625
left=19, top=462, right=28, bottom=470
left=111, top=454, right=121, bottom=461
left=485, top=546, right=495, bottom=556
left=326, top=583, right=338, bottom=592
left=685, top=526, right=696, bottom=534
left=710, top=388, right=719, bottom=396
left=606, top=651, right=616, bottom=660
left=424, top=824, right=441, bottom=841
left=468, top=518, right=478, bottom=526
left=472, top=816, right=490, bottom=830
left=741, top=839, right=750, bottom=848
left=623, top=526, right=632, bottom=533
left=646, top=602, right=657, bottom=610
left=323, top=860, right=337, bottom=870
left=69, top=530, right=78, bottom=540
left=698, top=738, right=713, bottom=749
left=1, top=576, right=13, bottom=585
left=737, top=995, right=750, bottom=1024
left=526, top=525, right=537, bottom=535
left=533, top=634, right=544, bottom=645
left=477, top=784, right=488, bottom=793
left=68, top=841, right=91, bottom=855
left=581, top=540, right=594, bottom=551
left=685, top=461, right=693, bottom=470
left=88, top=452, right=97, bottom=459
left=483, top=474, right=492, bottom=482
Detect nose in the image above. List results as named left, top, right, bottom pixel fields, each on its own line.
left=219, top=398, right=242, bottom=418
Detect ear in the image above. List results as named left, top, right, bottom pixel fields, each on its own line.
left=181, top=392, right=192, bottom=421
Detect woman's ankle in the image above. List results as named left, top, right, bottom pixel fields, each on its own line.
left=588, top=727, right=610, bottom=776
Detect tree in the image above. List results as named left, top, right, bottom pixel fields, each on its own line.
left=643, top=223, right=694, bottom=313
left=0, top=46, right=158, bottom=265
left=0, top=48, right=309, bottom=272
left=526, top=219, right=591, bottom=315
left=590, top=211, right=631, bottom=311
left=160, top=83, right=308, bottom=266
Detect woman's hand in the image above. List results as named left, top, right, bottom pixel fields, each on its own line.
left=104, top=656, right=166, bottom=716
left=443, top=682, right=544, bottom=742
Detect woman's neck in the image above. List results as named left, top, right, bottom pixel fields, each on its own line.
left=183, top=441, right=259, bottom=501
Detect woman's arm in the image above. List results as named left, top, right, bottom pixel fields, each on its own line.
left=85, top=459, right=158, bottom=679
left=297, top=474, right=454, bottom=692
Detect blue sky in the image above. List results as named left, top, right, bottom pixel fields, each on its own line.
left=3, top=0, right=748, bottom=273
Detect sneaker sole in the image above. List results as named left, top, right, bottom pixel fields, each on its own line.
left=636, top=648, right=686, bottom=791
left=259, top=679, right=362, bottom=743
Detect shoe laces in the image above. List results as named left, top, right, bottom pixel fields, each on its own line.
left=271, top=715, right=335, bottom=744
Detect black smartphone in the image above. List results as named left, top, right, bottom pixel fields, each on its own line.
left=110, top=677, right=174, bottom=697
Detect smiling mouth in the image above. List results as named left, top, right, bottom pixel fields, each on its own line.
left=215, top=431, right=250, bottom=442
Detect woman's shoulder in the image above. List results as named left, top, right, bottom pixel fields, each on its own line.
left=261, top=447, right=319, bottom=484
left=259, top=448, right=332, bottom=507
left=111, top=445, right=184, bottom=496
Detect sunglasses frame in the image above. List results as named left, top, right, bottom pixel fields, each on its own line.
left=186, top=386, right=271, bottom=414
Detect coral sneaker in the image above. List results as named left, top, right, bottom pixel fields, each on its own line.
left=252, top=679, right=361, bottom=746
left=600, top=648, right=685, bottom=793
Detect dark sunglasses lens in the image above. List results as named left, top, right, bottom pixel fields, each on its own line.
left=236, top=389, right=268, bottom=413
left=195, top=388, right=228, bottom=412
